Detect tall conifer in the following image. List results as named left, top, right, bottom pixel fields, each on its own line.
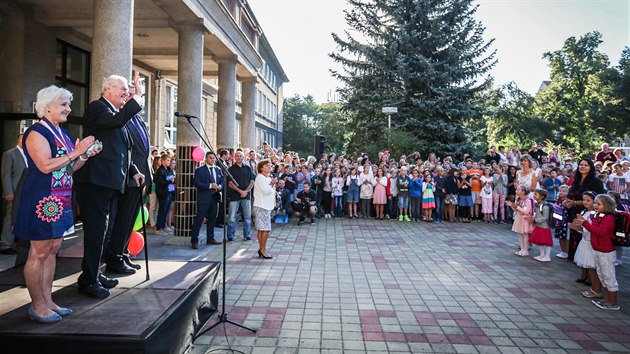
left=331, top=0, right=496, bottom=156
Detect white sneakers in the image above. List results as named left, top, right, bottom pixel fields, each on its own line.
left=555, top=252, right=568, bottom=259
left=614, top=259, right=622, bottom=267
left=534, top=255, right=551, bottom=262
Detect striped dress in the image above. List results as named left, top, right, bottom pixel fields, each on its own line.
left=422, top=182, right=436, bottom=209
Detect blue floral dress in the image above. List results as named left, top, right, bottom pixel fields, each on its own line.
left=13, top=122, right=75, bottom=240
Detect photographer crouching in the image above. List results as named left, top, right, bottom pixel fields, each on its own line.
left=292, top=182, right=317, bottom=225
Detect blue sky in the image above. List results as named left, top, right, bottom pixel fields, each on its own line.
left=249, top=0, right=629, bottom=102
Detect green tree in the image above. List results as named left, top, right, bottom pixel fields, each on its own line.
left=282, top=95, right=349, bottom=157
left=535, top=31, right=629, bottom=153
left=479, top=82, right=550, bottom=149
left=282, top=95, right=319, bottom=156
left=331, top=0, right=497, bottom=158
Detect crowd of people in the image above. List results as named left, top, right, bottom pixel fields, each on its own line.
left=164, top=141, right=628, bottom=311
left=2, top=75, right=628, bottom=323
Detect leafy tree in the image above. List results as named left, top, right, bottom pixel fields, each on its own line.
left=479, top=82, right=550, bottom=149
left=331, top=0, right=497, bottom=158
left=282, top=95, right=319, bottom=156
left=535, top=31, right=629, bottom=153
left=282, top=95, right=349, bottom=157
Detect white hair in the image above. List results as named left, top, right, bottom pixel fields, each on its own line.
left=35, top=85, right=73, bottom=118
left=101, top=75, right=128, bottom=94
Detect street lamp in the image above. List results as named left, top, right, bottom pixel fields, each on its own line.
left=382, top=107, right=398, bottom=145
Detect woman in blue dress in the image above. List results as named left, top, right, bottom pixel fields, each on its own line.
left=13, top=85, right=99, bottom=323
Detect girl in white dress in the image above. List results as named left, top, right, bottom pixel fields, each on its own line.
left=571, top=191, right=602, bottom=299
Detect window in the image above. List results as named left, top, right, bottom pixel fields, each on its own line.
left=165, top=84, right=178, bottom=146
left=135, top=71, right=150, bottom=128
left=235, top=120, right=241, bottom=147
left=236, top=81, right=242, bottom=102
left=55, top=40, right=90, bottom=117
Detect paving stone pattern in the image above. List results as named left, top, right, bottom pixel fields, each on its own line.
left=189, top=219, right=630, bottom=353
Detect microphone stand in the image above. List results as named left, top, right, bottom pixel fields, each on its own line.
left=183, top=116, right=256, bottom=337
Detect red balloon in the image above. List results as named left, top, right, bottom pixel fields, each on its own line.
left=192, top=147, right=205, bottom=163
left=128, top=231, right=145, bottom=256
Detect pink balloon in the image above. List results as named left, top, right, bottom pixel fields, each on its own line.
left=192, top=147, right=205, bottom=162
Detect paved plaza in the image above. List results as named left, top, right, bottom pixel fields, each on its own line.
left=187, top=219, right=629, bottom=354
left=1, top=219, right=629, bottom=353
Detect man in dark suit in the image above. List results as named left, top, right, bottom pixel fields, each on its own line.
left=103, top=83, right=152, bottom=271
left=74, top=74, right=143, bottom=299
left=1, top=134, right=27, bottom=255
left=190, top=152, right=224, bottom=249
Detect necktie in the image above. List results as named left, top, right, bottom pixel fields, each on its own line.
left=209, top=166, right=216, bottom=183
left=131, top=115, right=149, bottom=152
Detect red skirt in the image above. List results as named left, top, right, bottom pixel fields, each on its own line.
left=529, top=227, right=553, bottom=246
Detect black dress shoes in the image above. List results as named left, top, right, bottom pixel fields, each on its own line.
left=79, top=283, right=110, bottom=299
left=123, top=255, right=142, bottom=270
left=106, top=264, right=137, bottom=274
left=98, top=274, right=119, bottom=289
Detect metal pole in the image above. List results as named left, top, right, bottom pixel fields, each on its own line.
left=388, top=114, right=391, bottom=146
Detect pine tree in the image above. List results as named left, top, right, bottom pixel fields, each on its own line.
left=331, top=0, right=496, bottom=158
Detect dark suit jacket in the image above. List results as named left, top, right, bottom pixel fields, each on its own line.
left=193, top=165, right=224, bottom=204
left=1, top=147, right=27, bottom=197
left=124, top=116, right=152, bottom=188
left=74, top=97, right=142, bottom=190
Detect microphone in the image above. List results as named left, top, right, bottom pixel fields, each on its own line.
left=175, top=111, right=198, bottom=119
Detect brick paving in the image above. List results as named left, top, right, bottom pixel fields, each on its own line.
left=189, top=218, right=630, bottom=353
left=1, top=218, right=628, bottom=353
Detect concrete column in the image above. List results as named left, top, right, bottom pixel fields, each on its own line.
left=216, top=58, right=237, bottom=149
left=0, top=3, right=25, bottom=114
left=173, top=24, right=204, bottom=240
left=240, top=79, right=257, bottom=149
left=90, top=0, right=134, bottom=100
left=176, top=25, right=203, bottom=146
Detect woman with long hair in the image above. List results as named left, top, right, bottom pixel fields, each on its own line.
left=563, top=158, right=606, bottom=262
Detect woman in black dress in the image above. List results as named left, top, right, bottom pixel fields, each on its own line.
left=562, top=158, right=606, bottom=262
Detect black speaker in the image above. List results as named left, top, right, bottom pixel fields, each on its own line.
left=313, top=135, right=325, bottom=156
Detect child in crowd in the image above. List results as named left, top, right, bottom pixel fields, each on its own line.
left=507, top=185, right=534, bottom=257
left=359, top=165, right=375, bottom=218
left=493, top=165, right=508, bottom=224
left=544, top=169, right=562, bottom=202
left=458, top=167, right=473, bottom=223
left=571, top=191, right=602, bottom=298
left=444, top=168, right=459, bottom=222
left=434, top=167, right=447, bottom=222
left=373, top=168, right=388, bottom=219
left=529, top=189, right=553, bottom=262
left=331, top=169, right=345, bottom=217
left=554, top=185, right=570, bottom=259
left=346, top=167, right=360, bottom=218
left=409, top=169, right=423, bottom=222
left=422, top=173, right=436, bottom=222
left=574, top=194, right=620, bottom=311
left=397, top=166, right=411, bottom=221
left=480, top=168, right=494, bottom=223
left=387, top=169, right=399, bottom=220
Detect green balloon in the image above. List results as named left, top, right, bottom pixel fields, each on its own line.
left=133, top=206, right=149, bottom=231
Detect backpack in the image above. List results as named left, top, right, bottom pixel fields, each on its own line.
left=546, top=202, right=566, bottom=229
left=612, top=211, right=630, bottom=247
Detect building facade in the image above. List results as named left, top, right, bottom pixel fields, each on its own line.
left=0, top=0, right=288, bottom=238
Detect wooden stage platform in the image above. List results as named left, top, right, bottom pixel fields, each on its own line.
left=0, top=258, right=220, bottom=354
